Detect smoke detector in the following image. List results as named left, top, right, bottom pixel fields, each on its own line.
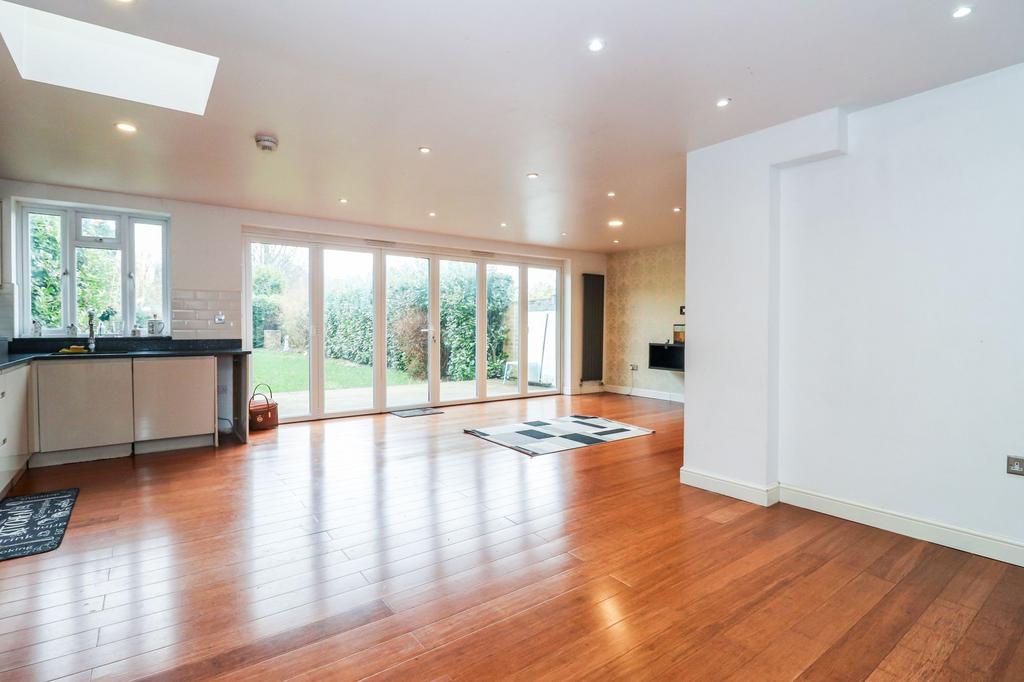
left=254, top=134, right=278, bottom=152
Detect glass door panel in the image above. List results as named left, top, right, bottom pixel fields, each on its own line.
left=323, top=249, right=375, bottom=413
left=385, top=254, right=430, bottom=407
left=251, top=242, right=311, bottom=418
left=439, top=259, right=477, bottom=402
left=486, top=264, right=520, bottom=397
left=527, top=267, right=558, bottom=392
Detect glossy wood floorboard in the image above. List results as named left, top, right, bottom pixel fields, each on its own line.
left=2, top=393, right=1021, bottom=680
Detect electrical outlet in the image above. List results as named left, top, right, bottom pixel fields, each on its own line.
left=629, top=363, right=638, bottom=371
left=1008, top=456, right=1024, bottom=476
left=214, top=311, right=226, bottom=325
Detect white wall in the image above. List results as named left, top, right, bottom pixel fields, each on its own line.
left=0, top=179, right=606, bottom=393
left=683, top=63, right=1024, bottom=565
left=779, top=64, right=1024, bottom=542
left=682, top=109, right=846, bottom=498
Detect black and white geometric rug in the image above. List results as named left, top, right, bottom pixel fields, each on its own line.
left=465, top=415, right=654, bottom=456
left=0, top=488, right=78, bottom=562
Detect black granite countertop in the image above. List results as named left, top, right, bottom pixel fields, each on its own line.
left=0, top=353, right=41, bottom=371
left=0, top=338, right=249, bottom=371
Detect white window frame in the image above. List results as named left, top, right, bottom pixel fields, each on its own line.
left=18, top=203, right=171, bottom=336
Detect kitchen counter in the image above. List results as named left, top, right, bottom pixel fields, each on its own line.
left=0, top=338, right=251, bottom=447
left=0, top=348, right=249, bottom=370
left=0, top=353, right=41, bottom=371
left=33, top=348, right=251, bottom=360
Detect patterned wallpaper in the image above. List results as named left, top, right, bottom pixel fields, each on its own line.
left=604, top=242, right=685, bottom=396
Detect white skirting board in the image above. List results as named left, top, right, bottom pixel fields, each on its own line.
left=679, top=466, right=1024, bottom=567
left=604, top=385, right=684, bottom=403
left=679, top=467, right=779, bottom=506
left=779, top=485, right=1024, bottom=568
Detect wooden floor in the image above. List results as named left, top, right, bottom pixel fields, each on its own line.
left=2, top=393, right=1022, bottom=681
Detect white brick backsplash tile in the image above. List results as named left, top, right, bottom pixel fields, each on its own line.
left=167, top=289, right=241, bottom=336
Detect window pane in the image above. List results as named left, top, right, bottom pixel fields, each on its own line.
left=527, top=268, right=558, bottom=392
left=76, top=247, right=122, bottom=333
left=385, top=255, right=429, bottom=407
left=134, top=222, right=164, bottom=327
left=28, top=212, right=63, bottom=329
left=323, top=249, right=375, bottom=413
left=486, top=264, right=519, bottom=397
left=440, top=260, right=477, bottom=402
left=251, top=243, right=310, bottom=418
left=81, top=217, right=117, bottom=239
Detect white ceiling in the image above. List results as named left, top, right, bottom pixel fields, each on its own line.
left=0, top=1, right=1022, bottom=253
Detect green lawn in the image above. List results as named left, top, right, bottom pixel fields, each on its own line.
left=252, top=349, right=417, bottom=393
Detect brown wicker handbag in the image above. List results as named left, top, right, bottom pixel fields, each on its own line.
left=248, top=383, right=279, bottom=431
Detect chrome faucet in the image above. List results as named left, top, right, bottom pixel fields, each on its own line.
left=87, top=309, right=97, bottom=352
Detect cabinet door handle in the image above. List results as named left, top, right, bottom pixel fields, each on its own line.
left=0, top=391, right=6, bottom=399
left=1, top=438, right=7, bottom=446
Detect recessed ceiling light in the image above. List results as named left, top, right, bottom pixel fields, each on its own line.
left=115, top=0, right=134, bottom=3
left=527, top=172, right=540, bottom=179
left=952, top=6, right=973, bottom=18
left=613, top=239, right=620, bottom=244
left=607, top=191, right=616, bottom=197
left=588, top=38, right=605, bottom=52
left=338, top=198, right=348, bottom=204
left=500, top=222, right=508, bottom=228
left=115, top=122, right=137, bottom=133
left=428, top=211, right=436, bottom=217
left=608, top=219, right=624, bottom=227
left=716, top=98, right=732, bottom=108
left=673, top=207, right=681, bottom=213
left=418, top=146, right=431, bottom=154
left=561, top=232, right=568, bottom=236
left=0, top=1, right=219, bottom=115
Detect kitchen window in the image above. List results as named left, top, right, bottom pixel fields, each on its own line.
left=19, top=204, right=170, bottom=336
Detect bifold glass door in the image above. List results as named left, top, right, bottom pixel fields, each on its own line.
left=323, top=248, right=375, bottom=413
left=439, top=259, right=478, bottom=402
left=250, top=242, right=311, bottom=419
left=249, top=239, right=561, bottom=421
left=385, top=254, right=430, bottom=408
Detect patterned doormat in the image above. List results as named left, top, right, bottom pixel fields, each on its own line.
left=0, top=488, right=78, bottom=561
left=465, top=415, right=654, bottom=456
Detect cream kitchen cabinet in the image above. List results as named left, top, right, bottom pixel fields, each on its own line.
left=35, top=358, right=135, bottom=453
left=0, top=364, right=31, bottom=495
left=132, top=356, right=217, bottom=442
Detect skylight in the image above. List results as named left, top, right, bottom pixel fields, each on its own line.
left=0, top=1, right=218, bottom=115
